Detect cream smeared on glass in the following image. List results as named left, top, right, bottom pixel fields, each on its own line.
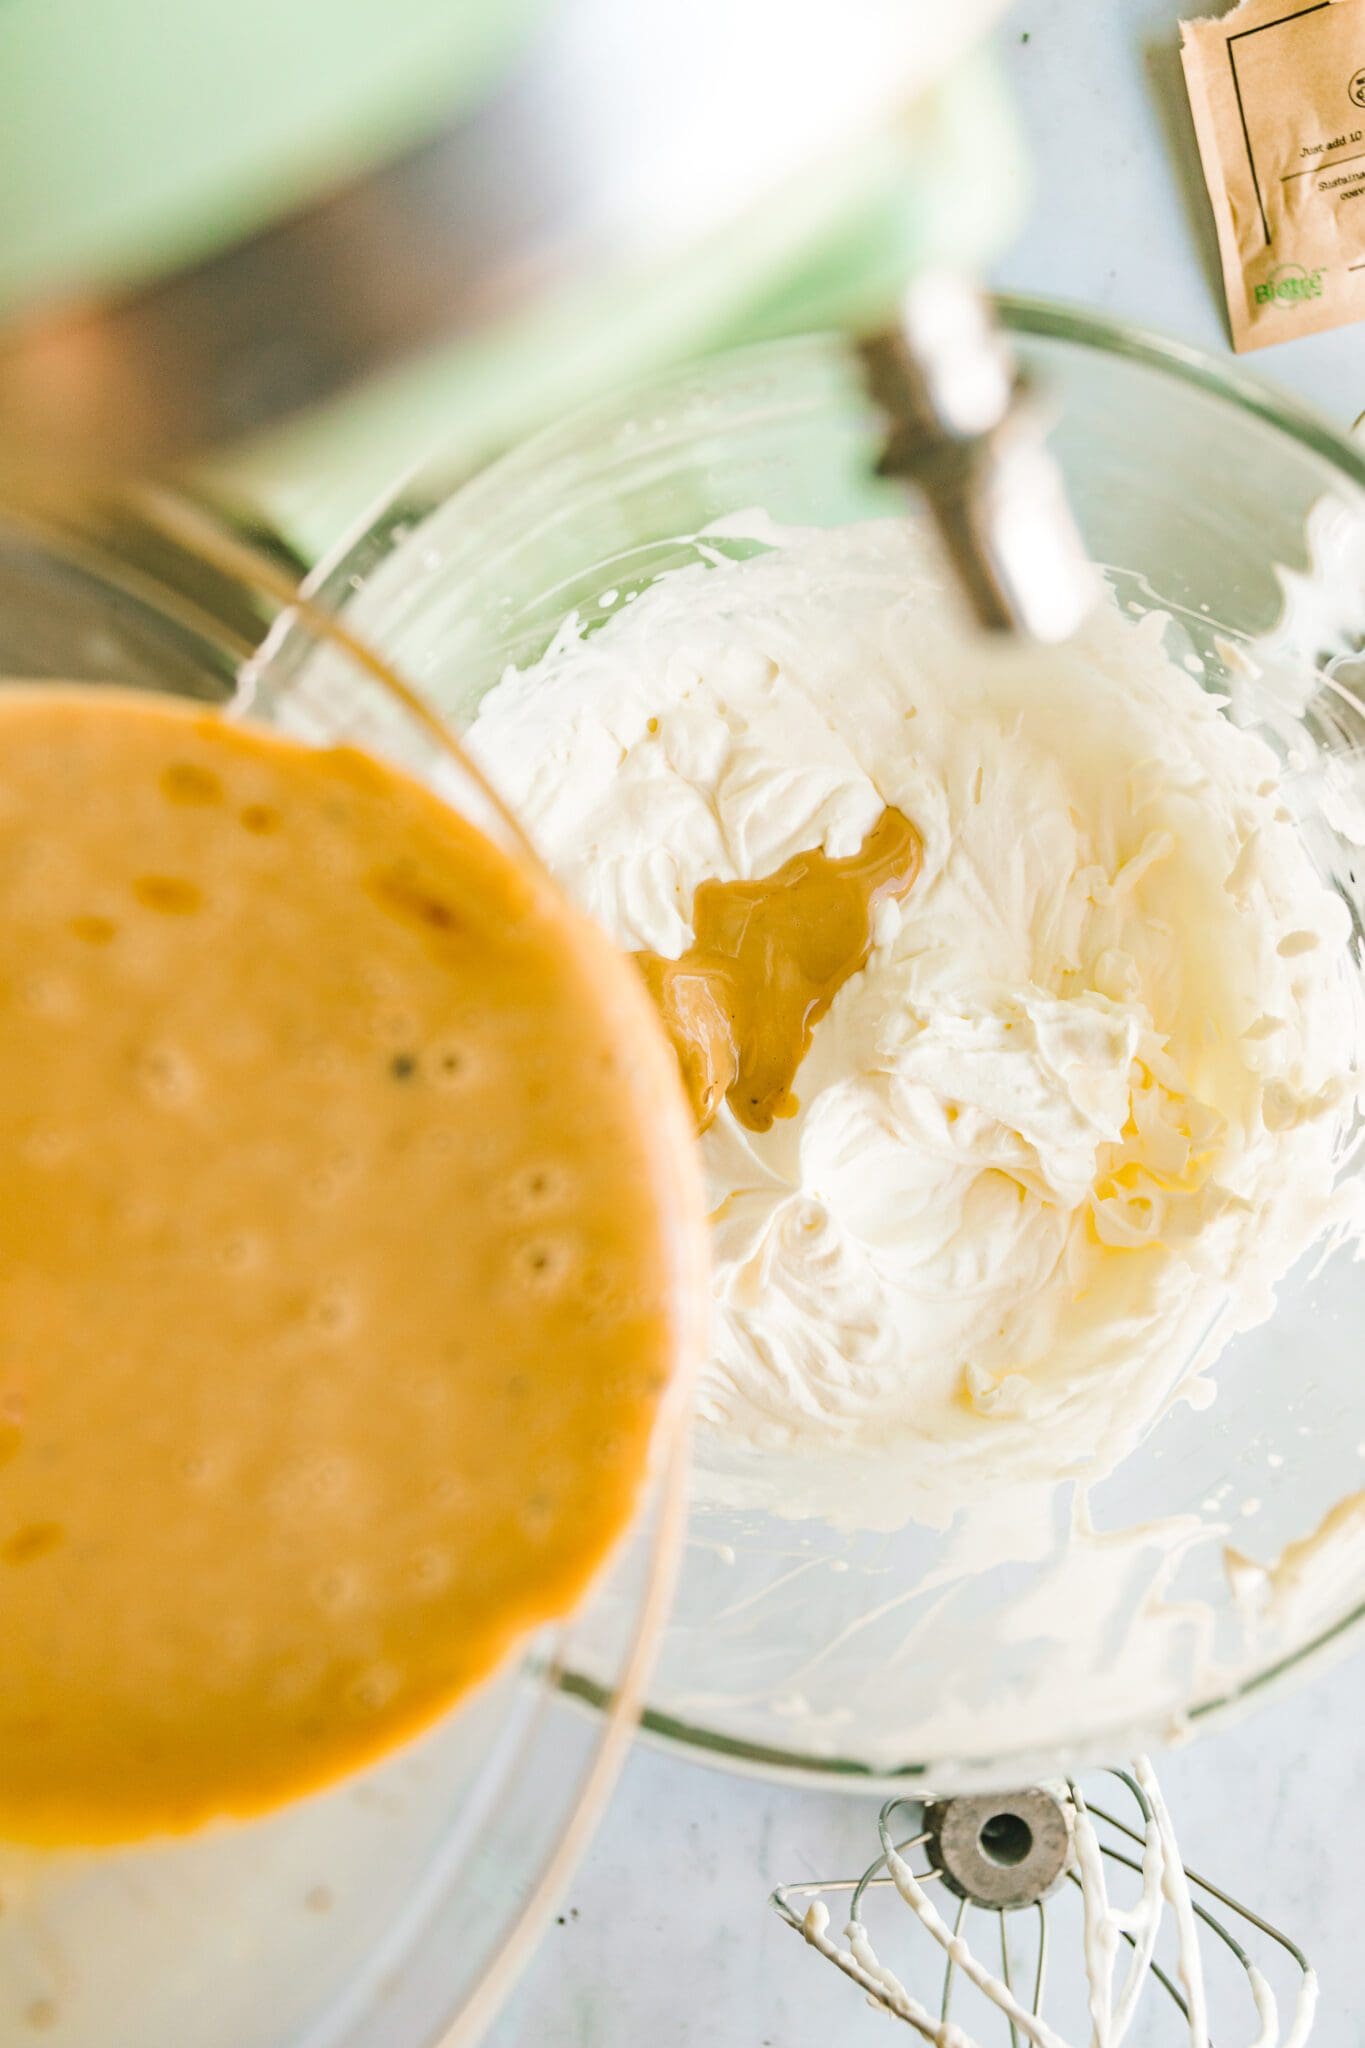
left=469, top=518, right=1364, bottom=1524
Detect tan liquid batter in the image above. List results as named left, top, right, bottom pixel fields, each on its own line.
left=0, top=688, right=702, bottom=1846
left=637, top=807, right=922, bottom=1132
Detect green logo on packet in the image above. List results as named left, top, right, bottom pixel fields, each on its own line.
left=1253, top=263, right=1327, bottom=307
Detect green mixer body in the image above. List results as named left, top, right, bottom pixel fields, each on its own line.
left=0, top=0, right=1026, bottom=555
left=0, top=0, right=544, bottom=315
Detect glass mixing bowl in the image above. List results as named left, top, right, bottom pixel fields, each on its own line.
left=269, top=303, right=1365, bottom=1793
left=0, top=496, right=699, bottom=2048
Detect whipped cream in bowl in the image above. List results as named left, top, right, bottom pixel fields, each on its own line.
left=279, top=322, right=1365, bottom=1784
left=468, top=516, right=1363, bottom=1540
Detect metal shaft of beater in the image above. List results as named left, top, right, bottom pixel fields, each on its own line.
left=858, top=273, right=1097, bottom=646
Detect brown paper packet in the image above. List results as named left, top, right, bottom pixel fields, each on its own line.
left=1181, top=0, right=1365, bottom=349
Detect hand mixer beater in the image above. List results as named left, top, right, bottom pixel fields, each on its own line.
left=774, top=1764, right=1317, bottom=2048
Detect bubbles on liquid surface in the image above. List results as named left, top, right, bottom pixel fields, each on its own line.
left=430, top=1036, right=478, bottom=1088
left=508, top=1234, right=579, bottom=1298
left=399, top=1365, right=453, bottom=1414
left=311, top=1564, right=367, bottom=1615
left=307, top=1287, right=360, bottom=1338
left=369, top=1007, right=420, bottom=1050
left=345, top=1662, right=401, bottom=1715
left=429, top=1473, right=471, bottom=1513
left=160, top=762, right=222, bottom=806
left=2, top=1522, right=65, bottom=1566
left=21, top=1126, right=73, bottom=1168
left=179, top=1447, right=231, bottom=1491
left=517, top=1494, right=556, bottom=1541
left=19, top=971, right=78, bottom=1020
left=498, top=1159, right=572, bottom=1221
left=213, top=1230, right=265, bottom=1274
left=577, top=1261, right=630, bottom=1330
left=132, top=874, right=204, bottom=916
left=304, top=1042, right=344, bottom=1082
left=302, top=1149, right=361, bottom=1206
left=409, top=1545, right=453, bottom=1594
left=239, top=802, right=282, bottom=835
left=273, top=1451, right=359, bottom=1518
left=133, top=1041, right=199, bottom=1107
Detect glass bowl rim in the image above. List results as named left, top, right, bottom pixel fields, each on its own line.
left=288, top=296, right=1365, bottom=1791
left=298, top=292, right=1365, bottom=605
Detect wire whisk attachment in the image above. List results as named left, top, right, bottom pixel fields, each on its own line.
left=772, top=1760, right=1317, bottom=2048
